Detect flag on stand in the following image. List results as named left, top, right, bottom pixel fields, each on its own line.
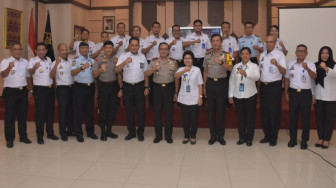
left=28, top=8, right=36, bottom=60
left=43, top=10, right=55, bottom=61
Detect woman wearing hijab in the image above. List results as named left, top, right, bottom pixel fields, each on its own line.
left=313, top=46, right=336, bottom=149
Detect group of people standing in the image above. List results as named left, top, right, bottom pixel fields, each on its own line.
left=1, top=19, right=335, bottom=151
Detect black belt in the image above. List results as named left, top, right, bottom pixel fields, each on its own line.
left=34, top=85, right=53, bottom=88
left=123, top=80, right=144, bottom=86
left=289, top=88, right=311, bottom=93
left=57, top=84, right=73, bottom=88
left=100, top=80, right=117, bottom=86
left=153, top=82, right=174, bottom=87
left=74, top=82, right=93, bottom=86
left=5, top=86, right=27, bottom=90
left=208, top=77, right=227, bottom=82
left=195, top=58, right=204, bottom=61
left=261, top=80, right=282, bottom=86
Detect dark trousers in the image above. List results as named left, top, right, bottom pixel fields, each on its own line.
left=260, top=80, right=282, bottom=142
left=2, top=87, right=28, bottom=142
left=72, top=82, right=95, bottom=136
left=206, top=78, right=228, bottom=139
left=33, top=86, right=55, bottom=139
left=289, top=88, right=312, bottom=142
left=147, top=60, right=154, bottom=107
left=123, top=81, right=145, bottom=136
left=56, top=85, right=73, bottom=137
left=233, top=94, right=257, bottom=142
left=153, top=83, right=174, bottom=139
left=194, top=58, right=204, bottom=76
left=97, top=80, right=119, bottom=129
left=315, top=100, right=336, bottom=141
left=181, top=104, right=199, bottom=139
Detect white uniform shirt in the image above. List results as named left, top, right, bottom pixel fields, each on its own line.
left=183, top=32, right=211, bottom=58
left=285, top=60, right=316, bottom=90
left=28, top=56, right=53, bottom=86
left=51, top=58, right=74, bottom=86
left=177, top=66, right=203, bottom=105
left=259, top=49, right=286, bottom=83
left=116, top=52, right=148, bottom=83
left=143, top=34, right=166, bottom=61
left=222, top=36, right=239, bottom=56
left=263, top=38, right=285, bottom=53
left=73, top=40, right=95, bottom=58
left=229, top=61, right=260, bottom=99
left=92, top=42, right=104, bottom=57
left=166, top=37, right=184, bottom=60
left=312, top=66, right=336, bottom=101
left=111, top=35, right=131, bottom=58
left=138, top=38, right=145, bottom=54
left=0, top=56, right=29, bottom=88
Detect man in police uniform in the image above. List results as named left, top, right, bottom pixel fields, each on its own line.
left=1, top=42, right=32, bottom=148
left=69, top=29, right=95, bottom=58
left=203, top=34, right=233, bottom=145
left=71, top=41, right=98, bottom=142
left=259, top=35, right=286, bottom=146
left=145, top=42, right=179, bottom=144
left=92, top=31, right=109, bottom=59
left=238, top=22, right=263, bottom=64
left=166, top=24, right=184, bottom=67
left=116, top=37, right=149, bottom=141
left=221, top=21, right=239, bottom=61
left=285, top=44, right=316, bottom=150
left=183, top=19, right=212, bottom=75
left=142, top=22, right=166, bottom=107
left=93, top=41, right=120, bottom=141
left=127, top=26, right=145, bottom=54
left=111, top=22, right=131, bottom=58
left=28, top=42, right=59, bottom=144
left=50, top=43, right=74, bottom=141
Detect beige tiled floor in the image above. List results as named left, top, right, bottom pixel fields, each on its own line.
left=0, top=121, right=335, bottom=188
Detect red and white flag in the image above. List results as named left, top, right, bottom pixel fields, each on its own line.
left=28, top=8, right=36, bottom=60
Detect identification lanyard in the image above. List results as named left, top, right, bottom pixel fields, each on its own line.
left=239, top=65, right=248, bottom=92
left=185, top=71, right=193, bottom=93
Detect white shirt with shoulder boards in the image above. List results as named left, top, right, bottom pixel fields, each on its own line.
left=177, top=66, right=203, bottom=105
left=111, top=35, right=131, bottom=58
left=28, top=56, right=53, bottom=86
left=143, top=34, right=166, bottom=61
left=183, top=32, right=211, bottom=58
left=166, top=37, right=185, bottom=60
left=259, top=49, right=286, bottom=83
left=263, top=38, right=285, bottom=53
left=92, top=42, right=104, bottom=57
left=51, top=57, right=74, bottom=86
left=0, top=56, right=30, bottom=88
left=116, top=51, right=148, bottom=84
left=285, top=60, right=316, bottom=90
left=229, top=61, right=260, bottom=99
left=312, top=66, right=336, bottom=101
left=221, top=36, right=239, bottom=57
left=73, top=40, right=95, bottom=58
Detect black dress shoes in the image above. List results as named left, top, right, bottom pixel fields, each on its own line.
left=237, top=139, right=246, bottom=145
left=208, top=138, right=217, bottom=145
left=61, top=135, right=68, bottom=141
left=321, top=145, right=329, bottom=149
left=125, top=134, right=136, bottom=140
left=37, top=138, right=44, bottom=144
left=182, top=139, right=189, bottom=144
left=218, top=138, right=226, bottom=145
left=100, top=135, right=107, bottom=141
left=87, top=133, right=98, bottom=139
left=246, top=141, right=252, bottom=146
left=6, top=141, right=13, bottom=148
left=259, top=138, right=269, bottom=143
left=166, top=138, right=173, bottom=144
left=20, top=137, right=32, bottom=144
left=77, top=136, right=84, bottom=143
left=138, top=135, right=144, bottom=142
left=47, top=134, right=59, bottom=140
left=288, top=140, right=297, bottom=148
left=190, top=140, right=196, bottom=145
left=269, top=140, right=277, bottom=146
left=153, top=137, right=162, bottom=143
left=315, top=143, right=322, bottom=147
left=300, top=142, right=308, bottom=150
left=106, top=132, right=118, bottom=139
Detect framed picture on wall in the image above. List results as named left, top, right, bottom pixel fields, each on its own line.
left=4, top=8, right=23, bottom=49
left=103, top=16, right=115, bottom=34
left=74, top=25, right=85, bottom=40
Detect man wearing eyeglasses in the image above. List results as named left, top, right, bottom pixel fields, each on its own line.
left=145, top=42, right=179, bottom=144
left=166, top=24, right=184, bottom=67
left=285, top=44, right=316, bottom=150
left=259, top=35, right=286, bottom=147
left=127, top=26, right=145, bottom=54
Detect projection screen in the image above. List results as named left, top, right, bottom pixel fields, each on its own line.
left=279, top=7, right=336, bottom=62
